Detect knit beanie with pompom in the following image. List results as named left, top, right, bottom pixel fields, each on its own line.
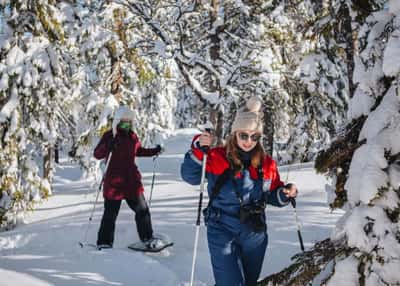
left=231, top=96, right=263, bottom=134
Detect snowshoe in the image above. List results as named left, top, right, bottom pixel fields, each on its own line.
left=97, top=244, right=113, bottom=250
left=128, top=233, right=173, bottom=253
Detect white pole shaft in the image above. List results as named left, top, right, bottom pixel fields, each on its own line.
left=81, top=151, right=113, bottom=245
left=189, top=153, right=208, bottom=286
left=190, top=226, right=200, bottom=286
left=148, top=156, right=157, bottom=208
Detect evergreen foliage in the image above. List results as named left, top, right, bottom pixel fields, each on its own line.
left=260, top=1, right=400, bottom=284
left=1, top=2, right=398, bottom=285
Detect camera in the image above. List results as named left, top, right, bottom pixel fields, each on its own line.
left=239, top=202, right=266, bottom=233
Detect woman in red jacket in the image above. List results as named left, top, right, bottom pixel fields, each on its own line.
left=94, top=106, right=162, bottom=249
left=181, top=97, right=298, bottom=285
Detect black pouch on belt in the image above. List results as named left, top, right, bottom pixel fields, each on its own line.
left=239, top=203, right=266, bottom=233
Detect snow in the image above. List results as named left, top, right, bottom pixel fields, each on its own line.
left=0, top=191, right=11, bottom=210
left=22, top=68, right=33, bottom=88
left=334, top=206, right=389, bottom=252
left=98, top=96, right=119, bottom=130
left=271, top=3, right=290, bottom=26
left=347, top=87, right=375, bottom=119
left=0, top=130, right=343, bottom=286
left=325, top=256, right=359, bottom=286
left=388, top=161, right=400, bottom=189
left=344, top=142, right=388, bottom=204
left=345, top=86, right=400, bottom=205
left=0, top=72, right=9, bottom=91
left=389, top=0, right=400, bottom=15
left=359, top=86, right=400, bottom=142
left=186, top=72, right=220, bottom=105
left=5, top=45, right=25, bottom=67
left=382, top=30, right=400, bottom=77
left=0, top=87, right=19, bottom=123
left=370, top=259, right=400, bottom=285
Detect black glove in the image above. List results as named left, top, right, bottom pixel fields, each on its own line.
left=195, top=141, right=209, bottom=153
left=155, top=144, right=164, bottom=155
left=284, top=183, right=298, bottom=204
left=107, top=138, right=117, bottom=151
left=285, top=183, right=294, bottom=189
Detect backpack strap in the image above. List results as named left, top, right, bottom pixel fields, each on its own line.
left=206, top=164, right=265, bottom=210
left=206, top=168, right=232, bottom=209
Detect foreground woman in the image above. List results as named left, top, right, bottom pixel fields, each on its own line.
left=181, top=97, right=298, bottom=286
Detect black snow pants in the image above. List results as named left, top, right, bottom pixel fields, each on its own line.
left=97, top=194, right=153, bottom=246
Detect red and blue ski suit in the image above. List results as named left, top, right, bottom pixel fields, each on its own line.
left=181, top=135, right=290, bottom=286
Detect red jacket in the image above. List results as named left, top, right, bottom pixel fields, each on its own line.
left=190, top=135, right=283, bottom=190
left=94, top=129, right=159, bottom=200
left=181, top=135, right=288, bottom=218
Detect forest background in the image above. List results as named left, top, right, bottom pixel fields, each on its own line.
left=0, top=0, right=400, bottom=285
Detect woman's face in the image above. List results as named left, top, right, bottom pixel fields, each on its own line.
left=235, top=130, right=261, bottom=152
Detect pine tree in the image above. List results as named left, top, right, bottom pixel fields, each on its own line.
left=0, top=0, right=73, bottom=227
left=259, top=1, right=400, bottom=285
left=117, top=0, right=284, bottom=148
left=263, top=0, right=350, bottom=163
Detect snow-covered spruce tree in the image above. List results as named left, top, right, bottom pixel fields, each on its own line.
left=117, top=1, right=286, bottom=152
left=259, top=1, right=400, bottom=285
left=64, top=1, right=179, bottom=176
left=261, top=0, right=351, bottom=164
left=0, top=0, right=75, bottom=228
left=252, top=0, right=308, bottom=161
left=177, top=1, right=276, bottom=145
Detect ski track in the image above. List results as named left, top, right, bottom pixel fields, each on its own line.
left=0, top=131, right=343, bottom=286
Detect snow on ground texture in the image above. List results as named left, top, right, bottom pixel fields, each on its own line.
left=0, top=129, right=343, bottom=286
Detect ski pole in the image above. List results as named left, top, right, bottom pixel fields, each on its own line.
left=79, top=151, right=113, bottom=248
left=190, top=147, right=208, bottom=286
left=290, top=198, right=305, bottom=252
left=285, top=162, right=311, bottom=285
left=285, top=163, right=304, bottom=252
left=148, top=155, right=158, bottom=208
left=291, top=198, right=312, bottom=286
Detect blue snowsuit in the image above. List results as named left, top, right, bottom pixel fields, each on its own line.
left=181, top=137, right=291, bottom=286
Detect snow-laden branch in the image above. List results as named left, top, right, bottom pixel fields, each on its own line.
left=114, top=0, right=222, bottom=104
left=177, top=64, right=219, bottom=104
left=115, top=0, right=172, bottom=45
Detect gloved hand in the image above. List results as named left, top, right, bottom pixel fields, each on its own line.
left=283, top=183, right=298, bottom=198
left=155, top=144, right=164, bottom=155
left=107, top=138, right=117, bottom=151
left=195, top=131, right=213, bottom=153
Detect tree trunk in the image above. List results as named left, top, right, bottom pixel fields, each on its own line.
left=209, top=106, right=224, bottom=146
left=54, top=142, right=59, bottom=164
left=108, top=8, right=126, bottom=102
left=208, top=0, right=224, bottom=145
left=262, top=104, right=274, bottom=156
left=341, top=3, right=356, bottom=97
left=43, top=145, right=53, bottom=181
left=210, top=0, right=221, bottom=61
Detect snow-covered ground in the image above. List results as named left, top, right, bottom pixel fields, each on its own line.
left=0, top=129, right=343, bottom=286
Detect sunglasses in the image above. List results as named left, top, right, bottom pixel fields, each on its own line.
left=238, top=132, right=261, bottom=142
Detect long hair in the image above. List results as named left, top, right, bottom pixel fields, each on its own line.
left=225, top=133, right=265, bottom=173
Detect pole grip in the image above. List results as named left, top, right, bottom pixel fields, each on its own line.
left=200, top=146, right=209, bottom=153
left=290, top=198, right=296, bottom=208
